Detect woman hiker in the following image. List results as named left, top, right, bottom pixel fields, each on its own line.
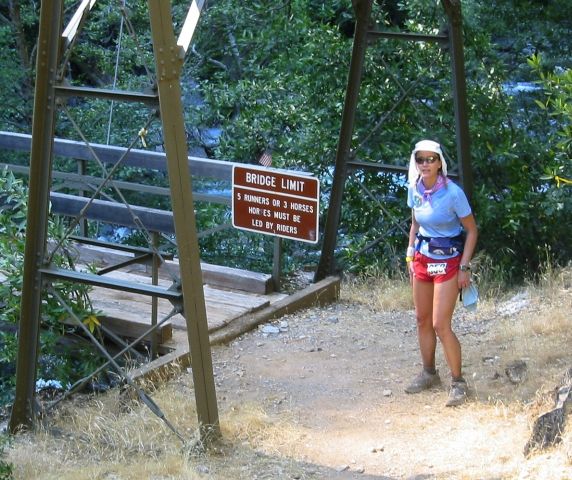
left=404, top=139, right=478, bottom=406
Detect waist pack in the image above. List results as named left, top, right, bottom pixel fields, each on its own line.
left=417, top=233, right=464, bottom=256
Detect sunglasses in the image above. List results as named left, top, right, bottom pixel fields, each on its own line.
left=415, top=154, right=440, bottom=165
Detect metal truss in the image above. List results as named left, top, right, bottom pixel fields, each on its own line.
left=8, top=0, right=219, bottom=444
left=315, top=0, right=474, bottom=281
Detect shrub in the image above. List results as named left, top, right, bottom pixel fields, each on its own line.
left=0, top=168, right=103, bottom=405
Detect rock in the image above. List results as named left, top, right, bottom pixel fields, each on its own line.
left=260, top=324, right=280, bottom=334
left=498, top=292, right=530, bottom=316
left=505, top=360, right=528, bottom=384
left=382, top=389, right=392, bottom=397
left=482, top=355, right=499, bottom=364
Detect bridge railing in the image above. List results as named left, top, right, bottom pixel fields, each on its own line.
left=0, top=130, right=281, bottom=292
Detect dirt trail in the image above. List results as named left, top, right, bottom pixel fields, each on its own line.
left=200, top=296, right=571, bottom=479
left=5, top=280, right=571, bottom=480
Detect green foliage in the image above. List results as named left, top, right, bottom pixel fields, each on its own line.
left=0, top=8, right=33, bottom=129
left=0, top=434, right=13, bottom=480
left=473, top=0, right=572, bottom=78
left=0, top=0, right=570, bottom=285
left=190, top=1, right=351, bottom=170
left=187, top=0, right=572, bottom=280
left=528, top=53, right=572, bottom=155
left=0, top=168, right=103, bottom=404
left=469, top=47, right=571, bottom=280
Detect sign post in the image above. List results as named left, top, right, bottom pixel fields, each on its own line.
left=232, top=165, right=319, bottom=244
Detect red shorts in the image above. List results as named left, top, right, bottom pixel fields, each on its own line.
left=412, top=252, right=461, bottom=283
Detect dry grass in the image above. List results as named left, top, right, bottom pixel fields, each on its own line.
left=4, top=265, right=572, bottom=479
left=492, top=266, right=572, bottom=367
left=221, top=403, right=304, bottom=457
left=7, top=385, right=202, bottom=479
left=341, top=270, right=413, bottom=311
left=6, top=379, right=308, bottom=479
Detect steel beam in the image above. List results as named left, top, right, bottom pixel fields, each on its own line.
left=314, top=0, right=373, bottom=281
left=367, top=31, right=448, bottom=44
left=148, top=0, right=220, bottom=440
left=10, top=0, right=220, bottom=444
left=442, top=0, right=473, bottom=200
left=39, top=267, right=183, bottom=301
left=9, top=0, right=64, bottom=433
left=55, top=85, right=159, bottom=106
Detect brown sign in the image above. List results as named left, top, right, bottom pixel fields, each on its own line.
left=232, top=165, right=319, bottom=243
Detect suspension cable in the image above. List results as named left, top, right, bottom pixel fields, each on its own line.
left=106, top=0, right=126, bottom=145
left=47, top=286, right=188, bottom=444
left=45, top=305, right=182, bottom=412
left=47, top=107, right=162, bottom=265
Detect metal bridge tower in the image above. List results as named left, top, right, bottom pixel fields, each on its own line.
left=315, top=0, right=473, bottom=281
left=8, top=0, right=219, bottom=442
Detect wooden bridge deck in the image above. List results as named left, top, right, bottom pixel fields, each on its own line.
left=87, top=270, right=287, bottom=337
left=71, top=242, right=340, bottom=380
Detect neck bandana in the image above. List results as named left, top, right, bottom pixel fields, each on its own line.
left=417, top=174, right=447, bottom=205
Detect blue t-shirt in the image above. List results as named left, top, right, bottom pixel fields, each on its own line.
left=407, top=180, right=472, bottom=259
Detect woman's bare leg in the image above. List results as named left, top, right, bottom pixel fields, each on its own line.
left=412, top=278, right=437, bottom=370
left=432, top=275, right=462, bottom=378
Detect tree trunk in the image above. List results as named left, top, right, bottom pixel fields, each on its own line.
left=8, top=0, right=33, bottom=112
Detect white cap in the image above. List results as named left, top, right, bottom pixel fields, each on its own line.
left=408, top=139, right=448, bottom=187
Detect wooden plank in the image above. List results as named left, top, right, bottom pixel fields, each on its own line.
left=59, top=296, right=173, bottom=343
left=50, top=192, right=177, bottom=234
left=62, top=0, right=96, bottom=44
left=199, top=263, right=273, bottom=294
left=88, top=287, right=184, bottom=322
left=99, top=314, right=172, bottom=344
left=203, top=285, right=271, bottom=309
left=177, top=0, right=204, bottom=53
left=86, top=271, right=271, bottom=333
left=168, top=286, right=271, bottom=331
left=209, top=276, right=341, bottom=345
left=72, top=242, right=273, bottom=294
left=0, top=163, right=230, bottom=205
left=0, top=131, right=233, bottom=181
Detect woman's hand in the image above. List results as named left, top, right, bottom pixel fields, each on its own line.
left=458, top=269, right=471, bottom=289
left=407, top=259, right=415, bottom=283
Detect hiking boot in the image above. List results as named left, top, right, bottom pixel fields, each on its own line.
left=446, top=379, right=468, bottom=407
left=405, top=369, right=441, bottom=394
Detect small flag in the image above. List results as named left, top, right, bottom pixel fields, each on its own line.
left=258, top=149, right=272, bottom=167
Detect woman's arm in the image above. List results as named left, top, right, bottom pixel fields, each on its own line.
left=408, top=210, right=419, bottom=251
left=458, top=213, right=478, bottom=288
left=407, top=210, right=419, bottom=278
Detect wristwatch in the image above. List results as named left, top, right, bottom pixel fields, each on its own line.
left=459, top=264, right=472, bottom=272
